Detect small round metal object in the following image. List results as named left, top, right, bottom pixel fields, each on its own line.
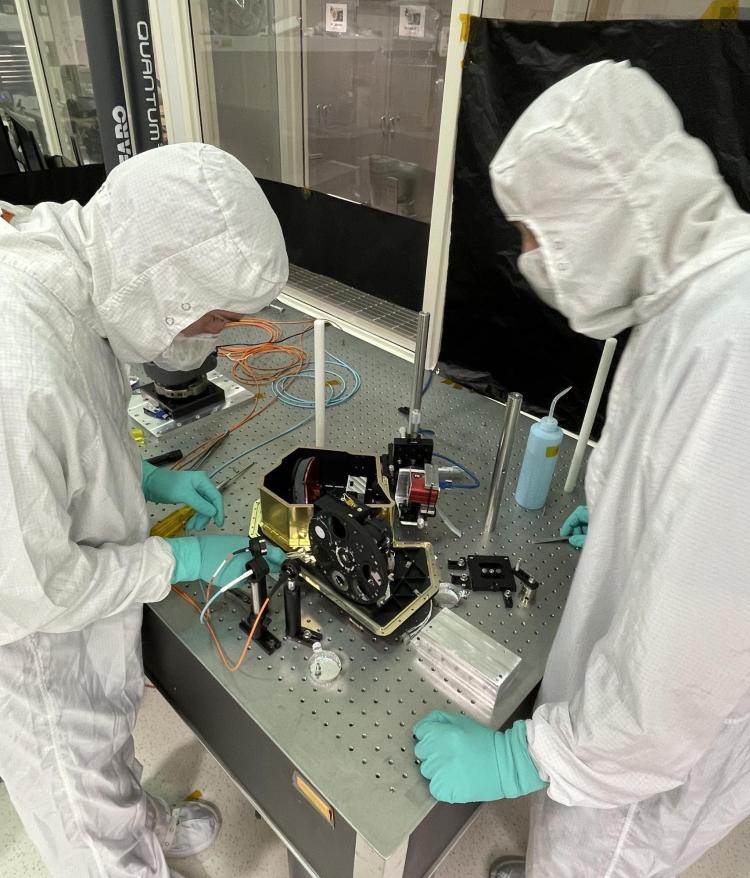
left=331, top=570, right=349, bottom=592
left=519, top=582, right=537, bottom=608
left=308, top=643, right=342, bottom=685
left=154, top=374, right=209, bottom=399
left=435, top=583, right=461, bottom=609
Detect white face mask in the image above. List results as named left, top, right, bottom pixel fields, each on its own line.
left=151, top=335, right=218, bottom=372
left=518, top=250, right=557, bottom=309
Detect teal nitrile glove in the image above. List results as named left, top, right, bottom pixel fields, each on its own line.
left=560, top=505, right=588, bottom=549
left=266, top=544, right=287, bottom=577
left=166, top=535, right=251, bottom=587
left=413, top=712, right=547, bottom=804
left=142, top=460, right=224, bottom=530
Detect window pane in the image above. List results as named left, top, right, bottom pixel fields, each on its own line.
left=0, top=0, right=47, bottom=154
left=303, top=0, right=451, bottom=221
left=29, top=0, right=102, bottom=164
left=191, top=0, right=452, bottom=222
left=191, top=0, right=285, bottom=184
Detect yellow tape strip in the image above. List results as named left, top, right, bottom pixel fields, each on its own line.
left=459, top=13, right=471, bottom=43
left=702, top=0, right=738, bottom=18
left=293, top=772, right=335, bottom=826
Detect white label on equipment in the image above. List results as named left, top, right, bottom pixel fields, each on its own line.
left=399, top=5, right=426, bottom=38
left=438, top=24, right=449, bottom=55
left=326, top=3, right=347, bottom=33
left=314, top=525, right=326, bottom=539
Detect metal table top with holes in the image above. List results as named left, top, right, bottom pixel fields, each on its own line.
left=139, top=307, right=587, bottom=878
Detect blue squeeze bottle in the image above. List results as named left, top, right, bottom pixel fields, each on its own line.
left=515, top=386, right=571, bottom=510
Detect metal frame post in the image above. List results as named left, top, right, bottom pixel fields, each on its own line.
left=13, top=0, right=63, bottom=157
left=420, top=0, right=482, bottom=370
left=276, top=0, right=305, bottom=187
left=147, top=0, right=202, bottom=144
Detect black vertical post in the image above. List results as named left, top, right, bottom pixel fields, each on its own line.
left=118, top=0, right=164, bottom=152
left=284, top=577, right=302, bottom=638
left=79, top=0, right=132, bottom=173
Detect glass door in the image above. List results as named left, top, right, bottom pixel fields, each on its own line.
left=302, top=0, right=387, bottom=203
left=28, top=0, right=102, bottom=164
left=191, top=0, right=286, bottom=184
left=0, top=0, right=47, bottom=155
left=302, top=0, right=450, bottom=220
left=374, top=0, right=450, bottom=220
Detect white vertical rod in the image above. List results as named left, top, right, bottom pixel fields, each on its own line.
left=420, top=0, right=483, bottom=371
left=314, top=319, right=326, bottom=447
left=564, top=337, right=617, bottom=494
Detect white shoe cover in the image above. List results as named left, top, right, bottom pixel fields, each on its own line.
left=153, top=795, right=223, bottom=859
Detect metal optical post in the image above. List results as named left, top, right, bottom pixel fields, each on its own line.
left=482, top=392, right=523, bottom=537
left=407, top=312, right=431, bottom=438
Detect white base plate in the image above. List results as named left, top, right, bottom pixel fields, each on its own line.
left=128, top=371, right=253, bottom=436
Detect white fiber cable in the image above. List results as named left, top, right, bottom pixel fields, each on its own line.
left=199, top=567, right=255, bottom=624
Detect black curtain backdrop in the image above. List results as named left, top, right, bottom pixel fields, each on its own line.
left=258, top=179, right=429, bottom=313
left=1, top=163, right=105, bottom=206
left=442, top=19, right=750, bottom=432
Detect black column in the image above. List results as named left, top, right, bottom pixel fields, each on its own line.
left=79, top=0, right=132, bottom=173
left=118, top=0, right=164, bottom=152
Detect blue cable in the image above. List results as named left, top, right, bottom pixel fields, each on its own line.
left=206, top=353, right=360, bottom=480
left=272, top=352, right=361, bottom=409
left=433, top=452, right=481, bottom=490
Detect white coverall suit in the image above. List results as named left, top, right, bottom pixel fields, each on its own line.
left=0, top=142, right=288, bottom=876
left=491, top=61, right=750, bottom=876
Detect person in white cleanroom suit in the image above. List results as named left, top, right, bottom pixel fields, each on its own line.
left=413, top=60, right=750, bottom=878
left=0, top=142, right=288, bottom=876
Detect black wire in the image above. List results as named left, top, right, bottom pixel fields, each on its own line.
left=276, top=327, right=314, bottom=345
left=223, top=326, right=314, bottom=348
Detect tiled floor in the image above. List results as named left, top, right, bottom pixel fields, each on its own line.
left=1, top=687, right=749, bottom=877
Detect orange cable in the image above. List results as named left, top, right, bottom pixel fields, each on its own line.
left=167, top=319, right=312, bottom=472
left=171, top=586, right=270, bottom=673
